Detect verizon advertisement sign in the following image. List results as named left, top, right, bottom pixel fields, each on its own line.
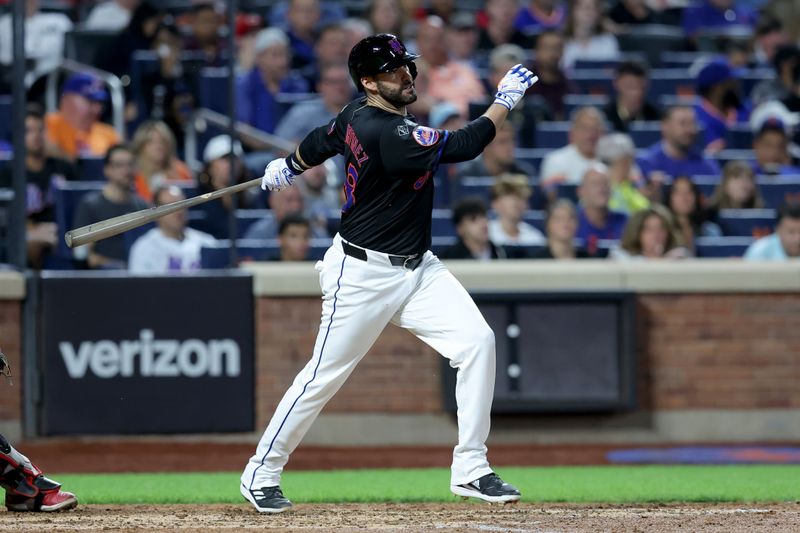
left=40, top=273, right=255, bottom=435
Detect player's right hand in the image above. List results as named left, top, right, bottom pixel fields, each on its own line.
left=261, top=157, right=297, bottom=191
left=494, top=64, right=539, bottom=111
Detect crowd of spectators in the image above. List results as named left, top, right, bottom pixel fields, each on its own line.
left=1, top=0, right=800, bottom=271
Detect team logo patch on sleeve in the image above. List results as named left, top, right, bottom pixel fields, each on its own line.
left=412, top=126, right=440, bottom=147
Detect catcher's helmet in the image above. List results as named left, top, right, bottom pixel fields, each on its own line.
left=348, top=33, right=420, bottom=92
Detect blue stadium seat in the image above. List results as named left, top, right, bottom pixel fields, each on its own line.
left=726, top=125, right=753, bottom=150
left=77, top=157, right=105, bottom=181
left=695, top=236, right=754, bottom=258
left=756, top=176, right=800, bottom=209
left=647, top=69, right=696, bottom=100
left=431, top=236, right=458, bottom=255
left=431, top=209, right=455, bottom=238
left=628, top=122, right=662, bottom=148
left=0, top=152, right=10, bottom=172
left=691, top=175, right=719, bottom=201
left=712, top=149, right=755, bottom=167
left=53, top=181, right=105, bottom=259
left=0, top=95, right=11, bottom=144
left=557, top=183, right=579, bottom=203
left=201, top=237, right=331, bottom=268
left=569, top=70, right=614, bottom=96
left=236, top=209, right=271, bottom=238
left=534, top=122, right=570, bottom=148
left=616, top=24, right=687, bottom=67
left=659, top=52, right=710, bottom=68
left=522, top=210, right=546, bottom=233
left=514, top=147, right=550, bottom=175
left=199, top=67, right=230, bottom=114
left=457, top=176, right=494, bottom=202
left=563, top=94, right=609, bottom=116
left=717, top=209, right=776, bottom=237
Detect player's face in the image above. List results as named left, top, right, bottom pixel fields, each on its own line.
left=374, top=64, right=417, bottom=107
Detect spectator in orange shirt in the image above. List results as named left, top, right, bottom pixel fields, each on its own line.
left=410, top=16, right=486, bottom=117
left=130, top=120, right=192, bottom=202
left=45, top=73, right=121, bottom=160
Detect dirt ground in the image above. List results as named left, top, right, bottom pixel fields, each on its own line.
left=2, top=503, right=799, bottom=533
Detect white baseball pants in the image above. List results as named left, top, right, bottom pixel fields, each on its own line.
left=242, top=234, right=496, bottom=490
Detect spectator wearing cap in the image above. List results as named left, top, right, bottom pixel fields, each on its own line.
left=128, top=185, right=217, bottom=273
left=681, top=0, right=756, bottom=38
left=694, top=60, right=750, bottom=154
left=193, top=135, right=254, bottom=239
left=130, top=120, right=193, bottom=203
left=488, top=174, right=546, bottom=247
left=750, top=101, right=800, bottom=176
left=744, top=203, right=800, bottom=260
left=477, top=0, right=533, bottom=53
left=0, top=0, right=72, bottom=88
left=440, top=198, right=507, bottom=260
left=237, top=28, right=310, bottom=136
left=446, top=11, right=480, bottom=67
left=750, top=45, right=800, bottom=107
left=637, top=106, right=721, bottom=184
left=561, top=0, right=620, bottom=72
left=85, top=0, right=141, bottom=31
left=514, top=0, right=567, bottom=32
left=45, top=74, right=121, bottom=160
left=540, top=106, right=605, bottom=187
left=73, top=144, right=149, bottom=269
left=603, top=61, right=660, bottom=133
left=576, top=163, right=628, bottom=255
left=409, top=16, right=486, bottom=117
left=596, top=133, right=649, bottom=215
left=527, top=29, right=574, bottom=121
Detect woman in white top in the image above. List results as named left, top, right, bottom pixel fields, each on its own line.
left=561, top=0, right=620, bottom=71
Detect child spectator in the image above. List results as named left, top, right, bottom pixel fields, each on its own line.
left=489, top=174, right=546, bottom=247
left=440, top=198, right=506, bottom=260
left=709, top=161, right=765, bottom=210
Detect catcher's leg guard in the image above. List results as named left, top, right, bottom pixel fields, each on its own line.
left=0, top=433, right=77, bottom=512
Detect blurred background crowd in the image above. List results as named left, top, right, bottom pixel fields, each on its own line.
left=0, top=0, right=799, bottom=272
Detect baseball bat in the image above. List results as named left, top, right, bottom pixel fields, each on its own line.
left=64, top=177, right=262, bottom=248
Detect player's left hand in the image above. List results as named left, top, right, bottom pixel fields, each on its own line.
left=261, top=157, right=298, bottom=191
left=494, top=64, right=539, bottom=111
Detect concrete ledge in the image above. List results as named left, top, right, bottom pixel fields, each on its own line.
left=295, top=410, right=800, bottom=446
left=245, top=260, right=800, bottom=296
left=0, top=270, right=25, bottom=300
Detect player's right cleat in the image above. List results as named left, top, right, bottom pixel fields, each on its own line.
left=5, top=489, right=78, bottom=512
left=450, top=472, right=521, bottom=503
left=240, top=483, right=293, bottom=513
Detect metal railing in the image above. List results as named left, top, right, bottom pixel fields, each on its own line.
left=45, top=59, right=126, bottom=137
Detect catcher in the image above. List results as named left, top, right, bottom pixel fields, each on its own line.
left=0, top=349, right=77, bottom=512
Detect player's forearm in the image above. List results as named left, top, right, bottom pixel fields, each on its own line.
left=481, top=103, right=510, bottom=131
left=439, top=116, right=497, bottom=164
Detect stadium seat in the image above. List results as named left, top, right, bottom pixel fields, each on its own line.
left=53, top=181, right=105, bottom=259
left=691, top=175, right=719, bottom=201
left=557, top=183, right=579, bottom=203
left=628, top=122, right=662, bottom=148
left=63, top=29, right=120, bottom=68
left=717, top=209, right=776, bottom=237
left=236, top=209, right=272, bottom=238
left=647, top=69, right=696, bottom=100
left=563, top=94, right=609, bottom=116
left=569, top=70, right=614, bottom=96
left=514, top=147, right=550, bottom=174
left=457, top=176, right=494, bottom=202
left=695, top=236, right=754, bottom=258
left=0, top=95, right=11, bottom=144
left=534, top=122, right=570, bottom=149
left=200, top=237, right=331, bottom=268
left=712, top=149, right=754, bottom=167
left=522, top=210, right=546, bottom=233
left=77, top=157, right=105, bottom=181
left=756, top=176, right=800, bottom=209
left=658, top=51, right=711, bottom=68
left=616, top=24, right=687, bottom=67
left=0, top=153, right=10, bottom=172
left=431, top=209, right=455, bottom=238
left=199, top=67, right=230, bottom=114
left=726, top=126, right=753, bottom=150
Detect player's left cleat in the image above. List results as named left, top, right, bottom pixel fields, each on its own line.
left=450, top=472, right=521, bottom=503
left=240, top=483, right=293, bottom=513
left=6, top=489, right=78, bottom=512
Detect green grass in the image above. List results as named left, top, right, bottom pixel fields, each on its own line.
left=53, top=466, right=800, bottom=505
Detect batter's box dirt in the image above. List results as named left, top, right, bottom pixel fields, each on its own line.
left=1, top=503, right=799, bottom=532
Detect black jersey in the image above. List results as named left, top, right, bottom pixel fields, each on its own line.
left=293, top=97, right=497, bottom=256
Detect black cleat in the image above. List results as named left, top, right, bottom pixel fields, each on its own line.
left=241, top=483, right=293, bottom=513
left=450, top=472, right=521, bottom=503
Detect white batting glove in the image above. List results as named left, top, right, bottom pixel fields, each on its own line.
left=494, top=64, right=539, bottom=111
left=261, top=157, right=298, bottom=191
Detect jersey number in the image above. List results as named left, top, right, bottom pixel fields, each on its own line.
left=342, top=163, right=359, bottom=213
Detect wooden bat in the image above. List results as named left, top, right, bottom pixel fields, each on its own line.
left=64, top=177, right=262, bottom=248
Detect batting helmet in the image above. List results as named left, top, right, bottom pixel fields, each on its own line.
left=347, top=33, right=420, bottom=92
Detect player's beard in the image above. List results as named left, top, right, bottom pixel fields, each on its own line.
left=376, top=81, right=417, bottom=107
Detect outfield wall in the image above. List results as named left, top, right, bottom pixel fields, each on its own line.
left=247, top=260, right=800, bottom=445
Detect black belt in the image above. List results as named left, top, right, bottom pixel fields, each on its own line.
left=342, top=241, right=424, bottom=270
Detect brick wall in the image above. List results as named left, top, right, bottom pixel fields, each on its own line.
left=256, top=293, right=800, bottom=422
left=0, top=301, right=22, bottom=422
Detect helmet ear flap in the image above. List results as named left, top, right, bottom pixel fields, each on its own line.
left=408, top=61, right=418, bottom=81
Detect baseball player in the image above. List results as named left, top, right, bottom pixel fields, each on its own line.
left=241, top=33, right=538, bottom=513
left=0, top=351, right=77, bottom=512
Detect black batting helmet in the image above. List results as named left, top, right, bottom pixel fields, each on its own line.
left=347, top=33, right=420, bottom=92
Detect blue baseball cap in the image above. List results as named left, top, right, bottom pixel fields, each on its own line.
left=695, top=61, right=737, bottom=91
left=62, top=73, right=109, bottom=102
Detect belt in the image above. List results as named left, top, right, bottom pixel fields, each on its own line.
left=342, top=241, right=423, bottom=270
